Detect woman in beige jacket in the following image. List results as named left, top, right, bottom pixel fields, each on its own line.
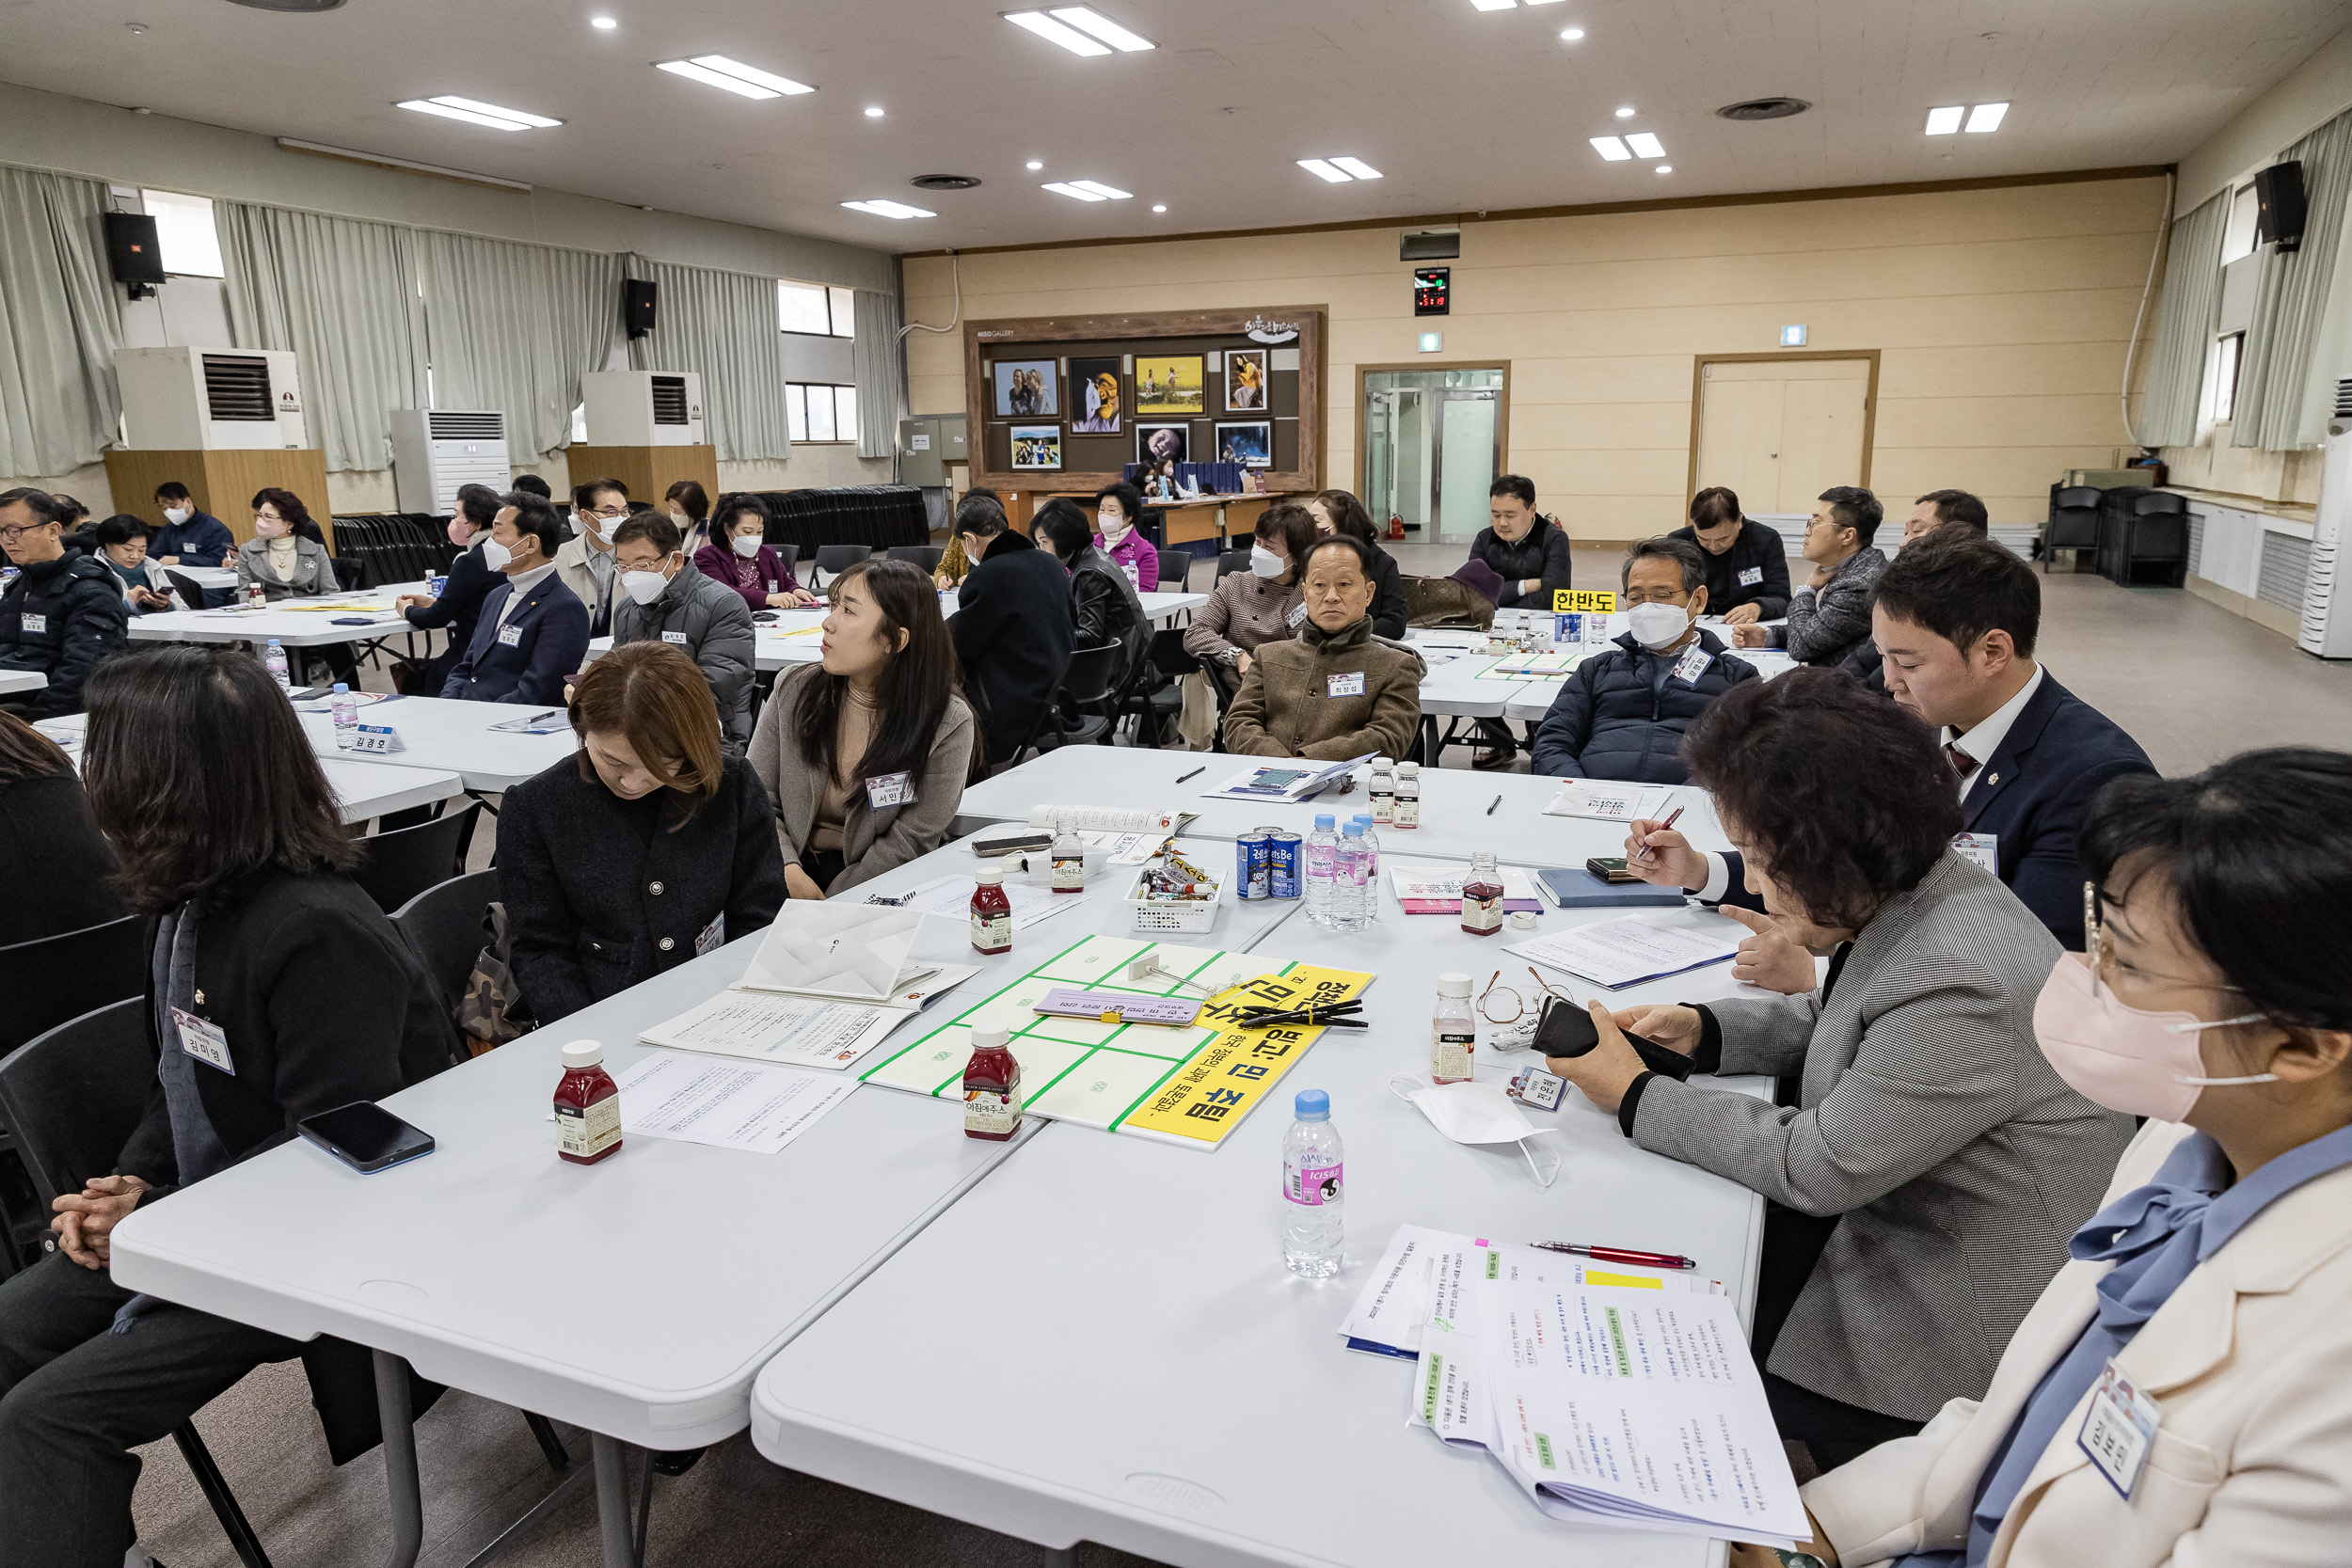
left=1757, top=746, right=2352, bottom=1568
left=1224, top=534, right=1423, bottom=763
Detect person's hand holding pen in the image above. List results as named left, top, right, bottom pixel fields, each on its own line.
left=1622, top=816, right=1708, bottom=892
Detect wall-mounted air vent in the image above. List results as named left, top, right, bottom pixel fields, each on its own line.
left=1717, top=97, right=1812, bottom=121
left=425, top=410, right=505, bottom=440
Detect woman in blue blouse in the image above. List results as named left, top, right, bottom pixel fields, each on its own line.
left=1762, top=745, right=2352, bottom=1568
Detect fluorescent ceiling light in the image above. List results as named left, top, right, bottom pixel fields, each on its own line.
left=1560, top=27, right=1584, bottom=39
left=1025, top=159, right=1043, bottom=169
left=1614, top=104, right=1635, bottom=118
left=1005, top=11, right=1112, bottom=55
left=864, top=105, right=884, bottom=117
left=591, top=15, right=616, bottom=28
left=1625, top=132, right=1663, bottom=159
left=397, top=98, right=561, bottom=131
left=1964, top=101, right=2008, bottom=133
left=1330, top=156, right=1384, bottom=180
left=1296, top=158, right=1351, bottom=182
left=1042, top=182, right=1106, bottom=200
left=1068, top=179, right=1132, bottom=198
left=841, top=198, right=934, bottom=218
left=1470, top=0, right=1517, bottom=10
left=1924, top=104, right=1964, bottom=135
left=1047, top=6, right=1153, bottom=51
left=1589, top=135, right=1631, bottom=161
left=1152, top=204, right=1167, bottom=213
left=657, top=55, right=815, bottom=99
left=1524, top=0, right=1566, bottom=5
left=1655, top=165, right=1673, bottom=174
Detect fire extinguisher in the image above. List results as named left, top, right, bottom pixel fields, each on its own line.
left=1387, top=514, right=1406, bottom=541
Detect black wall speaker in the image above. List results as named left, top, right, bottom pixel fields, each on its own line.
left=624, top=278, right=659, bottom=339
left=2255, top=161, right=2307, bottom=254
left=103, top=212, right=167, bottom=295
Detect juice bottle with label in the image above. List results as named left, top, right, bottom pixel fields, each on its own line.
left=962, top=1025, right=1023, bottom=1141
left=1433, top=973, right=1476, bottom=1084
left=969, top=865, right=1012, bottom=956
left=1460, top=849, right=1505, bottom=937
left=554, top=1039, right=623, bottom=1164
left=1050, top=813, right=1086, bottom=894
left=1368, top=760, right=1394, bottom=824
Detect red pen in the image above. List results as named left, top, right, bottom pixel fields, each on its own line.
left=1633, top=804, right=1685, bottom=864
left=1531, top=1242, right=1696, bottom=1270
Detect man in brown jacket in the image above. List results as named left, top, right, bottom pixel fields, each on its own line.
left=1225, top=535, right=1424, bottom=762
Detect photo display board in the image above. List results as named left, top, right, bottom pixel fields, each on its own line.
left=963, top=307, right=1327, bottom=495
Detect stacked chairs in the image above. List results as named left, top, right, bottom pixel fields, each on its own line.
left=751, top=487, right=930, bottom=556
left=328, top=515, right=459, bottom=591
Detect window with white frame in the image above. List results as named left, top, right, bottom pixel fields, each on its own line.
left=2212, top=331, right=2244, bottom=424
left=787, top=385, right=858, bottom=444
left=2221, top=182, right=2262, bottom=264
left=140, top=189, right=224, bottom=277
left=778, top=279, right=855, bottom=338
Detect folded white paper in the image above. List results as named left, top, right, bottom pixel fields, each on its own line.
left=738, top=902, right=927, bottom=1000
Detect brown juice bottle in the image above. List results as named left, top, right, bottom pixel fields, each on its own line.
left=969, top=866, right=1012, bottom=956
left=961, top=1025, right=1023, bottom=1141
left=554, top=1039, right=623, bottom=1164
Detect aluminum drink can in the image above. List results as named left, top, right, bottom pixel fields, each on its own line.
left=1265, top=828, right=1303, bottom=899
left=1234, top=831, right=1271, bottom=900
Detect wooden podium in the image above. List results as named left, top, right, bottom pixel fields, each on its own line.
left=564, top=445, right=720, bottom=510
left=102, top=448, right=332, bottom=546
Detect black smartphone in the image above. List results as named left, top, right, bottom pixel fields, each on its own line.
left=297, top=1101, right=436, bottom=1173
left=1585, top=856, right=1639, bottom=884
left=286, top=686, right=330, bottom=702
left=1533, top=999, right=1694, bottom=1082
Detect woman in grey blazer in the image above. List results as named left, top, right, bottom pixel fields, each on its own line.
left=1545, top=670, right=2135, bottom=1471
left=235, top=487, right=355, bottom=683
left=748, top=558, right=977, bottom=897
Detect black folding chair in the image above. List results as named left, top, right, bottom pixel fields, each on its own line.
left=809, top=545, right=873, bottom=590
left=1008, top=641, right=1127, bottom=763
left=1157, top=549, right=1193, bottom=592
left=0, top=1000, right=277, bottom=1568
left=1215, top=548, right=1253, bottom=580
left=1114, top=627, right=1197, bottom=748
left=389, top=868, right=501, bottom=1019
left=350, top=803, right=482, bottom=914
left=887, top=544, right=945, bottom=575
left=0, top=915, right=146, bottom=1057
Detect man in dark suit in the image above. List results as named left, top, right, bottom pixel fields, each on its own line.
left=148, top=482, right=237, bottom=568
left=441, top=491, right=590, bottom=705
left=1629, top=531, right=2154, bottom=952
left=946, top=489, right=1075, bottom=766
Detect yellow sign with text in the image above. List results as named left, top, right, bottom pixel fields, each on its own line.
left=1117, top=963, right=1373, bottom=1146
left=1551, top=590, right=1617, bottom=614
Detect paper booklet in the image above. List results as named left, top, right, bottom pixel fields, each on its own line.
left=1201, top=752, right=1375, bottom=803
left=1387, top=861, right=1544, bottom=914
left=1543, top=782, right=1673, bottom=821
left=1507, top=909, right=1743, bottom=990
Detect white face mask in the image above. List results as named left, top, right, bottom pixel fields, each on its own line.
left=1249, top=544, right=1285, bottom=578
left=163, top=506, right=191, bottom=525
left=732, top=532, right=763, bottom=559
left=1389, top=1076, right=1562, bottom=1186
left=1626, top=601, right=1693, bottom=650
left=622, top=567, right=669, bottom=605
left=480, top=538, right=514, bottom=573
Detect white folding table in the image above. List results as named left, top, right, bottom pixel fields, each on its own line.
left=0, top=670, right=47, bottom=696
left=30, top=713, right=465, bottom=826
left=126, top=582, right=428, bottom=648
left=294, top=695, right=580, bottom=793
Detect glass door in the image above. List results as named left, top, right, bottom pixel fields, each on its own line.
left=1362, top=367, right=1505, bottom=543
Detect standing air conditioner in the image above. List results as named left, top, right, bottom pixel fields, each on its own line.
left=581, top=370, right=705, bottom=446
left=2302, top=379, right=2352, bottom=658
left=115, top=346, right=308, bottom=450
left=390, top=410, right=512, bottom=515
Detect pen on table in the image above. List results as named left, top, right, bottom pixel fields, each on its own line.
left=1486, top=793, right=1502, bottom=816
left=1530, top=1243, right=1697, bottom=1270
left=518, top=709, right=562, bottom=725
left=1174, top=766, right=1205, bottom=784
left=1634, top=803, right=1685, bottom=864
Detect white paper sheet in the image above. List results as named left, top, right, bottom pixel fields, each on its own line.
left=896, top=874, right=1089, bottom=931
left=1542, top=783, right=1673, bottom=821
left=637, top=989, right=913, bottom=1070
left=1507, top=909, right=1743, bottom=990
left=737, top=903, right=927, bottom=999
left=609, top=1053, right=857, bottom=1154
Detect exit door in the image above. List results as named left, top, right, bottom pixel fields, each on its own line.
left=1364, top=367, right=1506, bottom=544
left=1692, top=356, right=1874, bottom=515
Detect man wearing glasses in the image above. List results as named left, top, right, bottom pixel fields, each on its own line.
left=554, top=477, right=632, bottom=638
left=0, top=488, right=128, bottom=719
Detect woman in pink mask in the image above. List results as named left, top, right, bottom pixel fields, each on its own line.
left=393, top=483, right=504, bottom=694
left=1748, top=747, right=2352, bottom=1568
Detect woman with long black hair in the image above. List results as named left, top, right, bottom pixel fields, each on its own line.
left=749, top=557, right=977, bottom=896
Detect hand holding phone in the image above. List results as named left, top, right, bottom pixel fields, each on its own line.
left=1534, top=999, right=1697, bottom=1082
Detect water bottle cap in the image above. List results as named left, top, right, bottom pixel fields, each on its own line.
left=1437, top=972, right=1473, bottom=998
left=332, top=683, right=349, bottom=693
left=1314, top=813, right=1335, bottom=830
left=1343, top=820, right=1364, bottom=837
left=1353, top=814, right=1372, bottom=826
left=1294, top=1089, right=1329, bottom=1120
left=267, top=638, right=282, bottom=646
left=560, top=1038, right=604, bottom=1069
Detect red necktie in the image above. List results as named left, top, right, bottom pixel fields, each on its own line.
left=1946, top=742, right=1979, bottom=781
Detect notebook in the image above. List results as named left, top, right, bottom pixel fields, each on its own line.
left=1533, top=869, right=1688, bottom=910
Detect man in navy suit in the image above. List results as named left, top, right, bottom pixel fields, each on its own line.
left=1625, top=531, right=2153, bottom=955
left=441, top=491, right=589, bottom=705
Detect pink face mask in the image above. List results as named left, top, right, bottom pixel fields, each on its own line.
left=447, top=518, right=473, bottom=546
left=2031, top=954, right=2273, bottom=1122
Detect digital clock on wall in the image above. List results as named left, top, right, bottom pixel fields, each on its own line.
left=1413, top=267, right=1450, bottom=317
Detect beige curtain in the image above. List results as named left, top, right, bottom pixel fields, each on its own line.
left=2136, top=193, right=2226, bottom=449
left=218, top=199, right=427, bottom=473
left=0, top=166, right=122, bottom=477
left=2234, top=106, right=2352, bottom=449
left=419, top=232, right=620, bottom=459
left=623, top=254, right=789, bottom=462
left=851, top=288, right=904, bottom=460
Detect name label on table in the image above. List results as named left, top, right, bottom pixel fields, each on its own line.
left=1738, top=566, right=1765, bottom=587
left=1507, top=1065, right=1566, bottom=1112
left=497, top=625, right=523, bottom=647
left=19, top=613, right=45, bottom=634
left=865, top=770, right=915, bottom=809
left=1672, top=646, right=1713, bottom=684
left=1551, top=590, right=1616, bottom=614
left=352, top=724, right=405, bottom=754
left=173, top=1007, right=235, bottom=1074
left=1951, top=832, right=1997, bottom=873
left=1327, top=672, right=1365, bottom=698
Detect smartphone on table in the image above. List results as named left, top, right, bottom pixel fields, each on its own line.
left=297, top=1101, right=436, bottom=1173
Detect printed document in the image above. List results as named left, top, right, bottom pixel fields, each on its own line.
left=610, top=1053, right=855, bottom=1155
left=1387, top=861, right=1544, bottom=914
left=895, top=873, right=1090, bottom=931
left=638, top=989, right=911, bottom=1071
left=1200, top=752, right=1375, bottom=803
left=1543, top=782, right=1673, bottom=821
left=1506, top=909, right=1743, bottom=990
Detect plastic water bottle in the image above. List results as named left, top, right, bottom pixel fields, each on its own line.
left=1329, top=821, right=1371, bottom=931
left=1351, top=813, right=1383, bottom=922
left=330, top=683, right=357, bottom=749
left=264, top=639, right=291, bottom=694
left=1304, top=813, right=1340, bottom=927
left=1281, top=1089, right=1344, bottom=1278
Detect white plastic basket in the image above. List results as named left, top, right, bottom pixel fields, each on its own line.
left=1123, top=865, right=1223, bottom=932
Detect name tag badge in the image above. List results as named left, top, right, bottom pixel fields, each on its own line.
left=1286, top=602, right=1309, bottom=629
left=1737, top=566, right=1764, bottom=587
left=1951, top=832, right=1998, bottom=873
left=1507, top=1066, right=1567, bottom=1112
left=20, top=613, right=46, bottom=634
left=1327, top=671, right=1367, bottom=698
left=694, top=912, right=725, bottom=958
left=1672, top=645, right=1713, bottom=684
left=2077, top=1360, right=2160, bottom=1499
left=171, top=1006, right=234, bottom=1074
left=865, top=770, right=915, bottom=809
left=497, top=624, right=523, bottom=647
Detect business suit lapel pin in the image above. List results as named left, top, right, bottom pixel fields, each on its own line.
left=1987, top=771, right=1999, bottom=786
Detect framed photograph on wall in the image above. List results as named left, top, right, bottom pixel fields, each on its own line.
left=1010, top=425, right=1063, bottom=470
left=1214, top=420, right=1272, bottom=469
left=1136, top=422, right=1189, bottom=467
left=993, top=359, right=1059, bottom=418
left=1134, top=356, right=1203, bottom=415
left=1223, top=348, right=1268, bottom=411
left=1068, top=356, right=1123, bottom=433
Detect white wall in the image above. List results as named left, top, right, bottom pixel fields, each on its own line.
left=2178, top=25, right=2352, bottom=210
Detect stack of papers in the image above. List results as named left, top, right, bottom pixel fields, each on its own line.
left=1201, top=752, right=1375, bottom=802
left=1388, top=861, right=1544, bottom=914
left=608, top=1053, right=856, bottom=1155
left=1543, top=783, right=1672, bottom=821
left=1507, top=909, right=1744, bottom=990
left=884, top=872, right=1091, bottom=931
